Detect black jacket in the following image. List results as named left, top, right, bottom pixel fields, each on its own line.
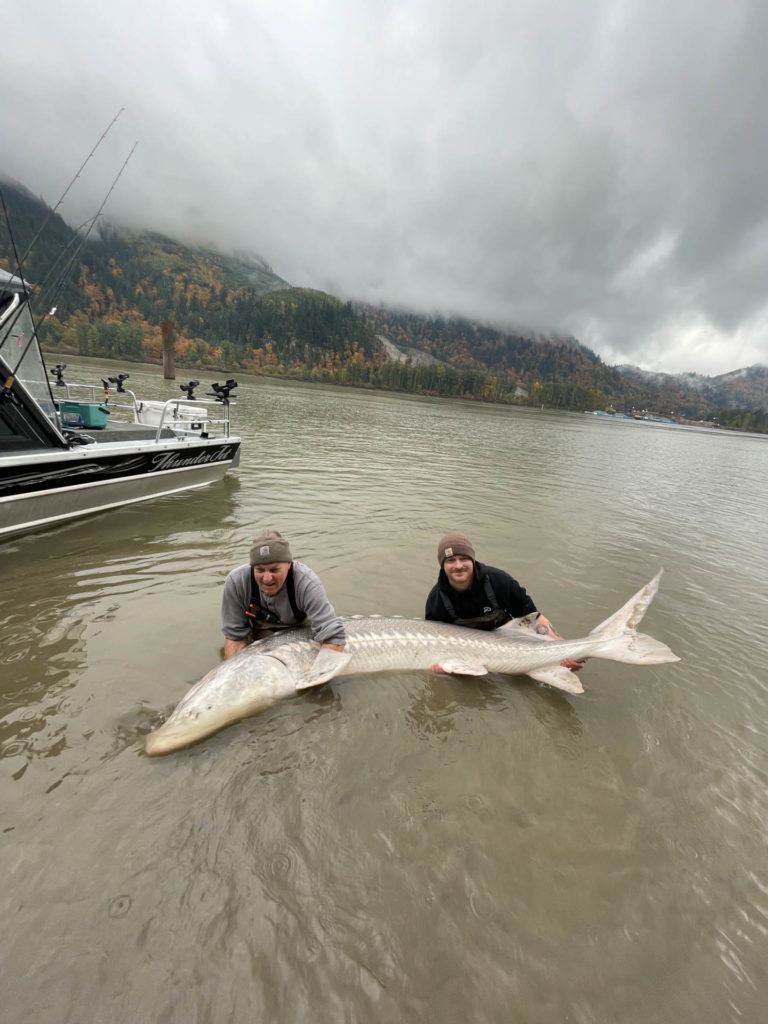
left=425, top=561, right=538, bottom=630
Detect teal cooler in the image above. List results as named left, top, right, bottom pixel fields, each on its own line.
left=57, top=401, right=110, bottom=429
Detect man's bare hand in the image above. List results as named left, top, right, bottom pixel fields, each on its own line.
left=535, top=616, right=585, bottom=671
left=560, top=658, right=586, bottom=672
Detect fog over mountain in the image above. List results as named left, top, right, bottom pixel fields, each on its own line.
left=2, top=0, right=768, bottom=377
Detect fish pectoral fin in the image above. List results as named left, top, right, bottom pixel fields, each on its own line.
left=433, top=659, right=489, bottom=677
left=295, top=648, right=352, bottom=690
left=527, top=665, right=584, bottom=695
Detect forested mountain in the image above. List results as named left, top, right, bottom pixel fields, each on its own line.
left=357, top=306, right=767, bottom=421
left=619, top=363, right=768, bottom=414
left=1, top=177, right=765, bottom=428
left=361, top=305, right=634, bottom=412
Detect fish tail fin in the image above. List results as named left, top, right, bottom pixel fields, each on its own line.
left=587, top=570, right=680, bottom=666
left=588, top=569, right=663, bottom=638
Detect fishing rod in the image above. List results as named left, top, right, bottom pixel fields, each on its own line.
left=0, top=188, right=28, bottom=301
left=31, top=212, right=102, bottom=312
left=18, top=107, right=125, bottom=267
left=0, top=203, right=96, bottom=366
left=0, top=140, right=138, bottom=374
left=35, top=141, right=138, bottom=320
left=1, top=106, right=126, bottom=312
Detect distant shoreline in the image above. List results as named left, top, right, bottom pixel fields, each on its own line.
left=42, top=350, right=767, bottom=436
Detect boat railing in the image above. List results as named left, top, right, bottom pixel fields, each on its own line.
left=49, top=378, right=236, bottom=441
left=128, top=392, right=235, bottom=441
left=52, top=381, right=108, bottom=404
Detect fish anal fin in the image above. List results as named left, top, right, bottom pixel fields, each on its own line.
left=433, top=659, right=488, bottom=677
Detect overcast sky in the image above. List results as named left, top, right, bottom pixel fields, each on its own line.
left=3, top=0, right=768, bottom=376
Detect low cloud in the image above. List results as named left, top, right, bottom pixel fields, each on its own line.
left=3, top=0, right=768, bottom=375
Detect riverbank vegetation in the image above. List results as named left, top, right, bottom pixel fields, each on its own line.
left=714, top=408, right=768, bottom=433
left=2, top=180, right=767, bottom=428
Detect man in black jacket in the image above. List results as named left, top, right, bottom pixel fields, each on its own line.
left=425, top=532, right=583, bottom=671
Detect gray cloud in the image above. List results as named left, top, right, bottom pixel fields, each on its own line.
left=3, top=0, right=768, bottom=375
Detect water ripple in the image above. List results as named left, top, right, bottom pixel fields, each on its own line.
left=2, top=367, right=768, bottom=1024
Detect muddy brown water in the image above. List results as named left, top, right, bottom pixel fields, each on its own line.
left=2, top=357, right=767, bottom=1023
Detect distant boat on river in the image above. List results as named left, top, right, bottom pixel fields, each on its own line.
left=587, top=410, right=677, bottom=424
left=587, top=410, right=635, bottom=420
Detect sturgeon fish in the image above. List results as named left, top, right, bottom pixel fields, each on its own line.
left=145, top=571, right=678, bottom=756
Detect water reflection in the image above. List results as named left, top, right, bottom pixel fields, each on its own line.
left=404, top=672, right=507, bottom=738
left=0, top=594, right=88, bottom=776
left=4, top=466, right=242, bottom=560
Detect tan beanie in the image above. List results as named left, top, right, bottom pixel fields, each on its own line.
left=437, top=532, right=475, bottom=565
left=250, top=529, right=293, bottom=565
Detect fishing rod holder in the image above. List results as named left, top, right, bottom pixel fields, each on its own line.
left=206, top=379, right=238, bottom=404
left=180, top=380, right=200, bottom=400
left=51, top=363, right=67, bottom=386
left=108, top=373, right=130, bottom=393
left=0, top=374, right=15, bottom=403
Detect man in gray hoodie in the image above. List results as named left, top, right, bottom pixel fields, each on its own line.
left=221, top=529, right=346, bottom=662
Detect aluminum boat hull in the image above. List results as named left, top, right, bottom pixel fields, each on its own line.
left=0, top=437, right=240, bottom=538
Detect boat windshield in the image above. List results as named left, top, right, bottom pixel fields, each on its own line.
left=0, top=290, right=59, bottom=430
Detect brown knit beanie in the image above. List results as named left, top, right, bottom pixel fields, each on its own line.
left=437, top=532, right=475, bottom=565
left=250, top=529, right=293, bottom=565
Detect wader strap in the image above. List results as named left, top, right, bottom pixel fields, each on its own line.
left=439, top=571, right=511, bottom=630
left=247, top=564, right=307, bottom=626
left=285, top=567, right=306, bottom=623
left=438, top=584, right=455, bottom=619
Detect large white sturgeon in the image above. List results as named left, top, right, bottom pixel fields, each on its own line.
left=145, top=571, right=678, bottom=756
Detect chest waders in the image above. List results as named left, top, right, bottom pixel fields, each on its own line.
left=246, top=565, right=307, bottom=640
left=439, top=572, right=513, bottom=630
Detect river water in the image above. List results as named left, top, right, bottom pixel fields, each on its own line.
left=2, top=357, right=768, bottom=1023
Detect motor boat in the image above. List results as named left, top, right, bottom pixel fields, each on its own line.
left=0, top=267, right=241, bottom=539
